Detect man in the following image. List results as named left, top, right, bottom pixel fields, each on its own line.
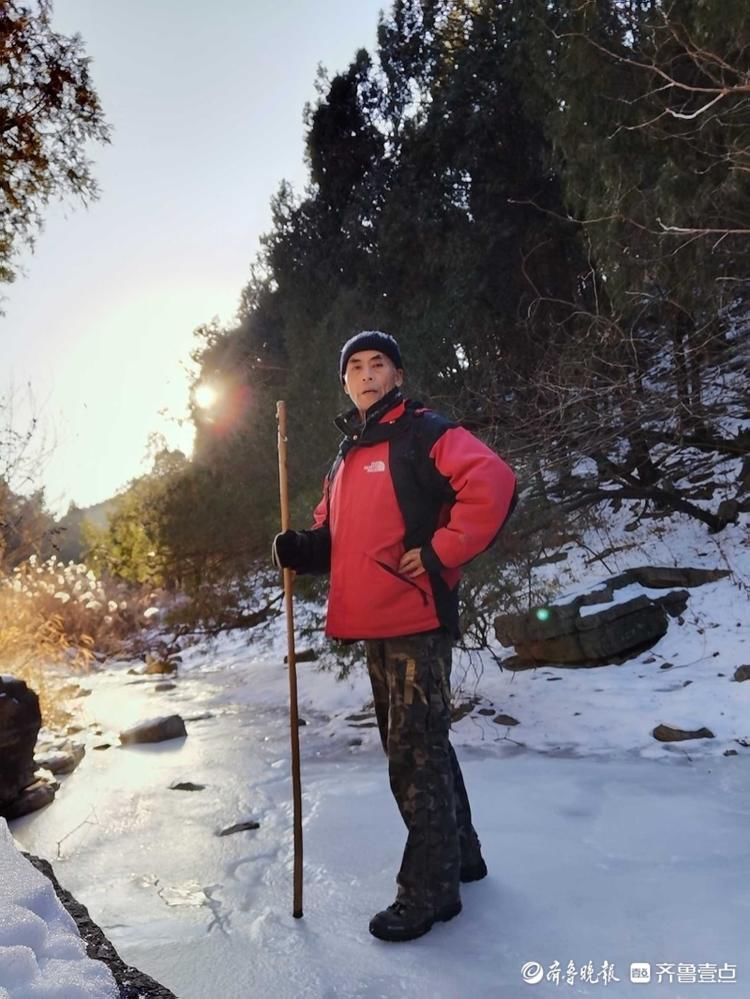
left=273, top=330, right=517, bottom=942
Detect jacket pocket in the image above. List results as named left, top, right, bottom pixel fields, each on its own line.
left=372, top=557, right=430, bottom=607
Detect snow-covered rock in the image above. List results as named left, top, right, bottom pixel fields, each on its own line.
left=0, top=818, right=118, bottom=998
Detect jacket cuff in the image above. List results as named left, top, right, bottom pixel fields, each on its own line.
left=421, top=543, right=445, bottom=574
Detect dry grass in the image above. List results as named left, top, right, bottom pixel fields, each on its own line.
left=0, top=555, right=157, bottom=728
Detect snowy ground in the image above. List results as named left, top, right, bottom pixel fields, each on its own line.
left=0, top=821, right=117, bottom=999
left=8, top=508, right=750, bottom=998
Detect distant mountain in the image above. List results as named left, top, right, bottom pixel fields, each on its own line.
left=50, top=496, right=122, bottom=564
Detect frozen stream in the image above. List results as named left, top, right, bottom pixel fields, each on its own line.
left=10, top=651, right=750, bottom=999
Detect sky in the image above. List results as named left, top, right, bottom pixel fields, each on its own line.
left=2, top=0, right=385, bottom=517
left=6, top=506, right=750, bottom=997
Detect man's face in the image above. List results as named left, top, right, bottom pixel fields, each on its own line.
left=343, top=350, right=404, bottom=415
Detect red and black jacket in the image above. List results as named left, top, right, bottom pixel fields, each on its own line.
left=288, top=388, right=517, bottom=641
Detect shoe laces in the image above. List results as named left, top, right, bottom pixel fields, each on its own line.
left=388, top=901, right=411, bottom=915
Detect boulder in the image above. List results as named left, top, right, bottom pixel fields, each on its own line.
left=0, top=675, right=42, bottom=814
left=496, top=595, right=669, bottom=667
left=495, top=565, right=727, bottom=667
left=35, top=743, right=85, bottom=776
left=734, top=665, right=750, bottom=682
left=4, top=776, right=56, bottom=818
left=120, top=715, right=187, bottom=745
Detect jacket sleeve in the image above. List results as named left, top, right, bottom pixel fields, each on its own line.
left=293, top=485, right=331, bottom=575
left=419, top=426, right=517, bottom=572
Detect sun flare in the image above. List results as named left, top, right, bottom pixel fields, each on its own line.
left=194, top=382, right=219, bottom=410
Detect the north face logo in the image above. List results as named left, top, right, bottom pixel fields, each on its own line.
left=364, top=460, right=386, bottom=473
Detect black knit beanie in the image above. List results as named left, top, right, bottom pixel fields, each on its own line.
left=339, top=331, right=403, bottom=383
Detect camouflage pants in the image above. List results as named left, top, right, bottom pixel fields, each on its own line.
left=365, top=629, right=483, bottom=910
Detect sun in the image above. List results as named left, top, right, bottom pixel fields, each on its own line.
left=194, top=382, right=219, bottom=410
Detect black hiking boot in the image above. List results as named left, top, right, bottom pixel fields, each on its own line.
left=368, top=898, right=462, bottom=942
left=460, top=856, right=488, bottom=882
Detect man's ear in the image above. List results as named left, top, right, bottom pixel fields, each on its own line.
left=395, top=369, right=404, bottom=387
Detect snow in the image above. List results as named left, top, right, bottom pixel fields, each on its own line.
left=0, top=821, right=118, bottom=999
left=6, top=507, right=750, bottom=998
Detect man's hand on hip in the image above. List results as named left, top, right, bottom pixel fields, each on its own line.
left=398, top=548, right=425, bottom=577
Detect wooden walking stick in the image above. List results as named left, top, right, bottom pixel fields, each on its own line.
left=276, top=400, right=304, bottom=918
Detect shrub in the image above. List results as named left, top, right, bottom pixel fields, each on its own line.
left=0, top=554, right=153, bottom=725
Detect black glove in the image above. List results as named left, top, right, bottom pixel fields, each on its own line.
left=272, top=530, right=301, bottom=570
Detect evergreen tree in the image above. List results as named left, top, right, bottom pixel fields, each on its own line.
left=0, top=0, right=109, bottom=284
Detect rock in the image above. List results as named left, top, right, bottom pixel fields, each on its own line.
left=144, top=658, right=178, bottom=675
left=498, top=655, right=527, bottom=671
left=120, top=715, right=187, bottom=745
left=5, top=777, right=56, bottom=818
left=733, top=665, right=750, bottom=682
left=297, top=717, right=307, bottom=726
left=496, top=595, right=668, bottom=666
left=652, top=724, right=715, bottom=742
left=492, top=713, right=519, bottom=726
left=284, top=648, right=319, bottom=663
left=494, top=565, right=728, bottom=667
left=451, top=699, right=479, bottom=723
left=532, top=551, right=568, bottom=567
left=217, top=820, right=260, bottom=837
left=169, top=781, right=205, bottom=792
left=348, top=738, right=363, bottom=747
left=477, top=708, right=496, bottom=716
left=0, top=675, right=41, bottom=814
left=153, top=681, right=177, bottom=692
left=32, top=769, right=60, bottom=792
left=724, top=749, right=738, bottom=757
left=654, top=590, right=689, bottom=618
left=717, top=498, right=740, bottom=527
left=34, top=743, right=85, bottom=776
left=623, top=566, right=729, bottom=589
left=93, top=743, right=111, bottom=751
left=58, top=682, right=83, bottom=699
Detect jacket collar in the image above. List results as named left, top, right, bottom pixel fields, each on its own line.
left=334, top=386, right=405, bottom=439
